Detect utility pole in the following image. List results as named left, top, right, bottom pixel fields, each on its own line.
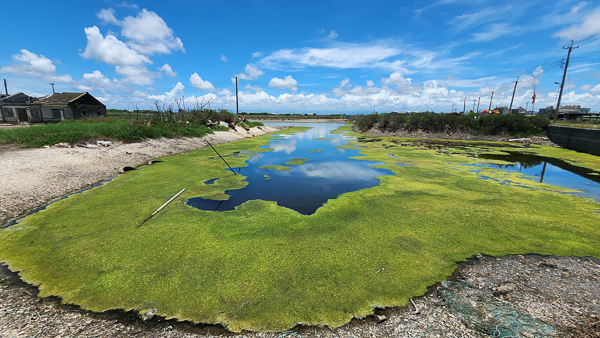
left=235, top=77, right=239, bottom=116
left=50, top=83, right=55, bottom=94
left=476, top=96, right=480, bottom=112
left=452, top=103, right=454, bottom=113
left=489, top=91, right=494, bottom=111
left=3, top=79, right=8, bottom=95
left=554, top=40, right=578, bottom=121
left=472, top=99, right=476, bottom=113
left=508, top=78, right=519, bottom=114
left=463, top=97, right=466, bottom=114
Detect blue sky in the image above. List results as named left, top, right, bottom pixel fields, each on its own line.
left=1, top=0, right=600, bottom=113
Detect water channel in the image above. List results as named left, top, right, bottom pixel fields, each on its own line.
left=187, top=123, right=395, bottom=215
left=187, top=123, right=600, bottom=215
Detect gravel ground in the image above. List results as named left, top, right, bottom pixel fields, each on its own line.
left=1, top=125, right=599, bottom=338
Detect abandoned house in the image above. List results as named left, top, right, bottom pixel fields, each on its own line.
left=32, top=92, right=107, bottom=122
left=0, top=92, right=107, bottom=124
left=0, top=92, right=42, bottom=124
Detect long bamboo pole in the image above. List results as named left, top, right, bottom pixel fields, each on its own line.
left=137, top=189, right=186, bottom=227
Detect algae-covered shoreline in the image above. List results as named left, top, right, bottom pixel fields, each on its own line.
left=0, top=124, right=599, bottom=333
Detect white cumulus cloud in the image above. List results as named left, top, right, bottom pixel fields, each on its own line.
left=158, top=63, right=177, bottom=77
left=147, top=81, right=185, bottom=102
left=328, top=30, right=339, bottom=39
left=81, top=26, right=151, bottom=66
left=115, top=65, right=157, bottom=85
left=245, top=84, right=264, bottom=93
left=220, top=54, right=228, bottom=62
left=382, top=71, right=412, bottom=86
left=0, top=49, right=72, bottom=83
left=76, top=70, right=115, bottom=91
left=97, top=8, right=120, bottom=25
left=268, top=75, right=298, bottom=91
left=119, top=9, right=185, bottom=55
left=553, top=6, right=600, bottom=42
left=190, top=73, right=215, bottom=90
left=235, top=64, right=264, bottom=81
left=97, top=8, right=185, bottom=55
left=590, top=84, right=600, bottom=95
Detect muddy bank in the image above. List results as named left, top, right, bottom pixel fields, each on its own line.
left=0, top=125, right=280, bottom=226
left=360, top=127, right=557, bottom=147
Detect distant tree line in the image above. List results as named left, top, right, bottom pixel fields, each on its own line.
left=351, top=112, right=550, bottom=137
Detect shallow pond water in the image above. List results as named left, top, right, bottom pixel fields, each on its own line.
left=187, top=123, right=395, bottom=215
left=474, top=151, right=600, bottom=202
left=360, top=137, right=600, bottom=203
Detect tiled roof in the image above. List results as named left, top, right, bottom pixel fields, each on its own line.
left=33, top=92, right=87, bottom=105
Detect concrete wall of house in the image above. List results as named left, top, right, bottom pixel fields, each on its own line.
left=70, top=94, right=107, bottom=119
left=41, top=106, right=66, bottom=121
left=63, top=107, right=73, bottom=119
left=28, top=106, right=43, bottom=123
left=72, top=103, right=106, bottom=119
left=0, top=105, right=34, bottom=124
left=1, top=107, right=19, bottom=123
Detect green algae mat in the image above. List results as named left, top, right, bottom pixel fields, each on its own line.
left=1, top=126, right=600, bottom=332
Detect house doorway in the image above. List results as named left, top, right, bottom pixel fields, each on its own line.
left=16, top=108, right=29, bottom=122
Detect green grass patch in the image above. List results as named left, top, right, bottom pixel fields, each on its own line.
left=258, top=165, right=291, bottom=171
left=0, top=108, right=255, bottom=147
left=245, top=121, right=265, bottom=128
left=285, top=158, right=310, bottom=166
left=0, top=119, right=215, bottom=147
left=1, top=126, right=599, bottom=332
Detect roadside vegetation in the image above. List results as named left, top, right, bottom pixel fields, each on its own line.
left=1, top=126, right=599, bottom=332
left=0, top=109, right=262, bottom=147
left=351, top=112, right=550, bottom=137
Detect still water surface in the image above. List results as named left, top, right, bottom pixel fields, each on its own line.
left=475, top=152, right=600, bottom=201
left=187, top=123, right=394, bottom=215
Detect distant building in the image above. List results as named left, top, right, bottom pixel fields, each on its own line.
left=561, top=105, right=591, bottom=113
left=537, top=106, right=554, bottom=116
left=0, top=92, right=106, bottom=124
left=495, top=106, right=510, bottom=114
left=511, top=106, right=526, bottom=114
left=556, top=105, right=598, bottom=121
